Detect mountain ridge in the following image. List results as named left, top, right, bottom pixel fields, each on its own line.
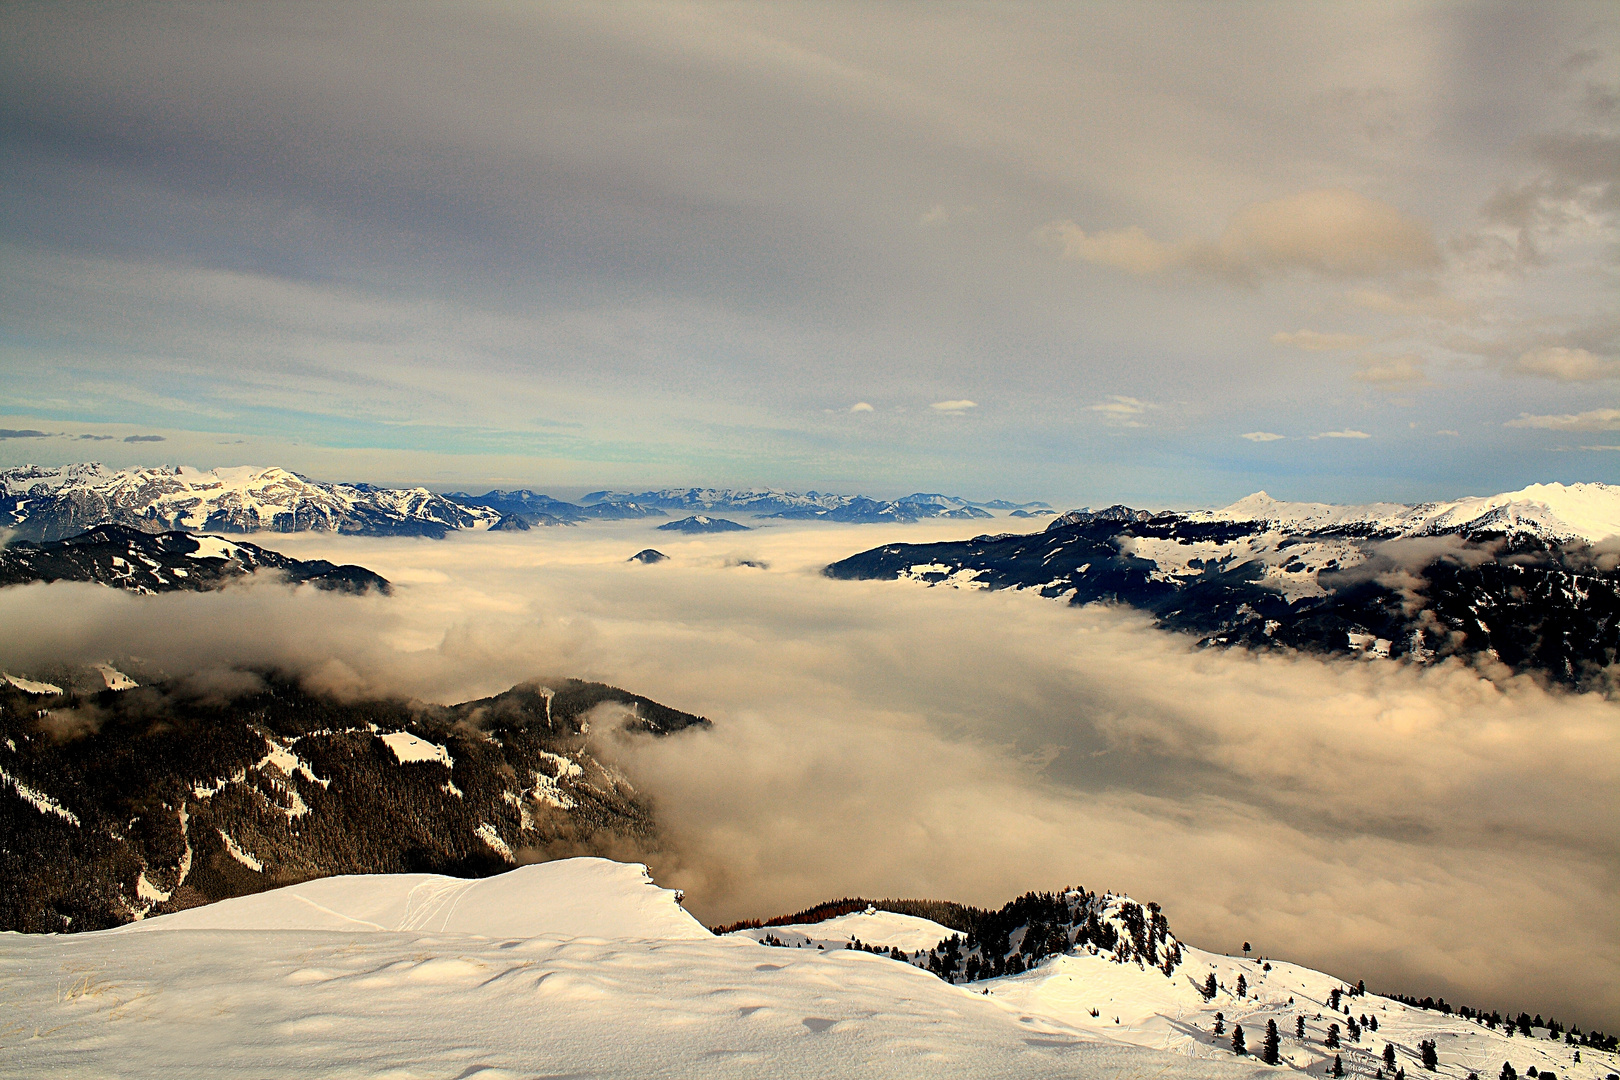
left=828, top=482, right=1620, bottom=687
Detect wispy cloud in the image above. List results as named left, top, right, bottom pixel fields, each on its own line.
left=1312, top=429, right=1372, bottom=439
left=0, top=429, right=50, bottom=439
left=1086, top=396, right=1155, bottom=427
left=1514, top=347, right=1620, bottom=382
left=1506, top=408, right=1620, bottom=432
left=1271, top=330, right=1371, bottom=351
left=1240, top=431, right=1285, bottom=442
left=1041, top=190, right=1441, bottom=283
left=1352, top=356, right=1428, bottom=385
left=848, top=402, right=874, bottom=413
left=930, top=400, right=977, bottom=413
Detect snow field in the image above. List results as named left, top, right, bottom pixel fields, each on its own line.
left=4, top=859, right=1606, bottom=1078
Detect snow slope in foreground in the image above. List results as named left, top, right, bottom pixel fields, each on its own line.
left=1, top=859, right=1611, bottom=1080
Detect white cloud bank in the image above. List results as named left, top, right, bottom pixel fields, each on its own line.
left=0, top=520, right=1615, bottom=1028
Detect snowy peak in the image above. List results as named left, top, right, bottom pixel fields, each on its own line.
left=1205, top=482, right=1620, bottom=543
left=0, top=463, right=503, bottom=541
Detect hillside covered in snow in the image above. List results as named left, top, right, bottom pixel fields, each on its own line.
left=2, top=858, right=1611, bottom=1079
left=828, top=482, right=1620, bottom=687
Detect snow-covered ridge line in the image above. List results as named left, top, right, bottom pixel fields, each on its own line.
left=1193, top=482, right=1620, bottom=544
left=0, top=462, right=505, bottom=542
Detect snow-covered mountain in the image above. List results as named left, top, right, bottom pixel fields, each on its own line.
left=827, top=483, right=1620, bottom=686
left=0, top=673, right=706, bottom=932
left=0, top=463, right=506, bottom=541
left=1, top=857, right=1610, bottom=1079
left=0, top=524, right=389, bottom=594
left=1198, top=482, right=1620, bottom=545
left=657, top=514, right=750, bottom=534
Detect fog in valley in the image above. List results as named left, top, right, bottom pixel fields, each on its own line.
left=2, top=518, right=1615, bottom=1029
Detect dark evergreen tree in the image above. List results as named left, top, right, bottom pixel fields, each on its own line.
left=1214, top=1012, right=1225, bottom=1036
left=1327, top=1023, right=1341, bottom=1049
left=1499, top=1063, right=1517, bottom=1080
left=1385, top=1043, right=1397, bottom=1069
left=1421, top=1039, right=1438, bottom=1070
left=1232, top=1024, right=1246, bottom=1056
left=1236, top=973, right=1248, bottom=997
left=1297, top=1015, right=1307, bottom=1038
left=1204, top=972, right=1217, bottom=1000
left=1329, top=987, right=1343, bottom=1010
left=1333, top=1054, right=1345, bottom=1078
left=1263, top=1019, right=1281, bottom=1065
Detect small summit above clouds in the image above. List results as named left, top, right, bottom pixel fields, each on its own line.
left=627, top=548, right=669, bottom=564
left=657, top=515, right=749, bottom=534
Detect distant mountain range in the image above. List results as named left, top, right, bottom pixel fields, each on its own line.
left=453, top=487, right=1050, bottom=526
left=828, top=482, right=1620, bottom=687
left=0, top=671, right=707, bottom=932
left=0, top=525, right=389, bottom=595
left=580, top=488, right=1046, bottom=523
left=0, top=464, right=1048, bottom=540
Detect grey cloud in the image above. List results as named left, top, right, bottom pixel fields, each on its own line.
left=0, top=429, right=50, bottom=439
left=1041, top=189, right=1442, bottom=283
left=122, top=434, right=166, bottom=443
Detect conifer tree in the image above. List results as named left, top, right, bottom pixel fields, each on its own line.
left=1499, top=1063, right=1517, bottom=1080
left=1204, top=972, right=1217, bottom=1000
left=1231, top=1024, right=1246, bottom=1055
left=1385, top=1043, right=1397, bottom=1070
left=1297, top=1015, right=1307, bottom=1038
left=1263, top=1019, right=1280, bottom=1065
left=1421, top=1040, right=1438, bottom=1071
left=1327, top=1023, right=1341, bottom=1049
left=1214, top=1012, right=1225, bottom=1036
left=1237, top=973, right=1247, bottom=997
left=1333, top=1054, right=1344, bottom=1078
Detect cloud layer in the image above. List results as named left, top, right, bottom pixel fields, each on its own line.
left=1, top=521, right=1614, bottom=1028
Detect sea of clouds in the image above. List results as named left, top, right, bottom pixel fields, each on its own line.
left=0, top=517, right=1614, bottom=1029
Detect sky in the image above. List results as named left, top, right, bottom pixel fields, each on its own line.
left=0, top=2, right=1617, bottom=505
left=2, top=520, right=1615, bottom=1028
